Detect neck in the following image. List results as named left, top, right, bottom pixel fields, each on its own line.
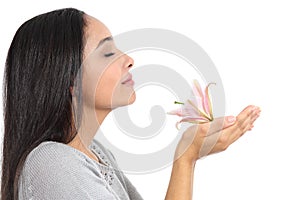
left=69, top=105, right=111, bottom=148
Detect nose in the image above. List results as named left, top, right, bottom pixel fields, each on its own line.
left=124, top=54, right=134, bottom=69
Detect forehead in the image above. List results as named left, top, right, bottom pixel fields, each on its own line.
left=84, top=15, right=112, bottom=57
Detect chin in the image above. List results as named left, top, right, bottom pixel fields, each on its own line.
left=111, top=91, right=136, bottom=108
left=125, top=91, right=136, bottom=105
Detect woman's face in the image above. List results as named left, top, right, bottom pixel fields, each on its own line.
left=81, top=15, right=135, bottom=111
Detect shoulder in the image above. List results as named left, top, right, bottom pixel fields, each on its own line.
left=19, top=141, right=115, bottom=199
left=23, top=141, right=94, bottom=173
left=21, top=141, right=100, bottom=184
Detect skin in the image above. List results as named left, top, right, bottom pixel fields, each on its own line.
left=165, top=106, right=260, bottom=199
left=68, top=15, right=135, bottom=160
left=68, top=15, right=261, bottom=199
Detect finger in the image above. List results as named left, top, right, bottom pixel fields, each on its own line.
left=206, top=106, right=261, bottom=155
left=219, top=105, right=257, bottom=134
left=209, top=106, right=259, bottom=152
left=220, top=105, right=254, bottom=138
left=233, top=105, right=258, bottom=130
left=197, top=105, right=256, bottom=137
left=237, top=106, right=260, bottom=133
left=229, top=106, right=261, bottom=143
left=206, top=116, right=236, bottom=136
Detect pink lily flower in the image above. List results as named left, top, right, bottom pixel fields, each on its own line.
left=167, top=80, right=215, bottom=129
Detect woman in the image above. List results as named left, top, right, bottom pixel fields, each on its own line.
left=1, top=8, right=260, bottom=200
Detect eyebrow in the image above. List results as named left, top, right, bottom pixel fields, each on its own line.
left=96, top=36, right=113, bottom=49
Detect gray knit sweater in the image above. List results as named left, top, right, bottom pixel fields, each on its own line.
left=18, top=140, right=143, bottom=200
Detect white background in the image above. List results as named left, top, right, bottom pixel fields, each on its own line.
left=1, top=0, right=300, bottom=199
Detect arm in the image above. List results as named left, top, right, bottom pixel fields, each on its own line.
left=165, top=105, right=261, bottom=200
left=165, top=157, right=196, bottom=200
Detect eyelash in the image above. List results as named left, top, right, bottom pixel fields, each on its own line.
left=104, top=52, right=115, bottom=57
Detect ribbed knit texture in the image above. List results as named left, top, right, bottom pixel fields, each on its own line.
left=18, top=140, right=143, bottom=200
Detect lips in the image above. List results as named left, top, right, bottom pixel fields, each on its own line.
left=121, top=73, right=133, bottom=84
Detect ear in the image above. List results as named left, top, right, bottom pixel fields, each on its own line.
left=69, top=86, right=74, bottom=96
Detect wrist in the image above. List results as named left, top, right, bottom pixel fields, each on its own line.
left=174, top=141, right=199, bottom=165
left=174, top=152, right=197, bottom=168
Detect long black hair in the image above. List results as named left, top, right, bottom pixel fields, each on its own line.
left=1, top=8, right=86, bottom=199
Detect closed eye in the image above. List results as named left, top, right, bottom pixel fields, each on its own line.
left=104, top=52, right=115, bottom=57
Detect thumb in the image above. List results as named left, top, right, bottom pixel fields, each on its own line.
left=207, top=116, right=236, bottom=135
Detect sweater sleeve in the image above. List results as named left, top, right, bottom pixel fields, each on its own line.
left=18, top=142, right=117, bottom=200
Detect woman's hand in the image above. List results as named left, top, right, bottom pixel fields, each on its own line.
left=175, top=105, right=261, bottom=164
left=166, top=105, right=260, bottom=200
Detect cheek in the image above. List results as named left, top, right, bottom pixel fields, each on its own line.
left=81, top=52, right=121, bottom=107
left=81, top=68, right=101, bottom=108
left=94, top=63, right=121, bottom=106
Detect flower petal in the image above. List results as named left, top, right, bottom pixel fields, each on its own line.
left=175, top=117, right=210, bottom=129
left=167, top=108, right=185, bottom=117
left=180, top=117, right=210, bottom=123
left=192, top=80, right=205, bottom=109
left=204, top=83, right=216, bottom=120
left=168, top=80, right=215, bottom=129
left=187, top=99, right=211, bottom=120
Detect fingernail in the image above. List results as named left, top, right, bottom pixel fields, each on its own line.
left=251, top=106, right=257, bottom=111
left=227, top=116, right=236, bottom=123
left=254, top=110, right=260, bottom=116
